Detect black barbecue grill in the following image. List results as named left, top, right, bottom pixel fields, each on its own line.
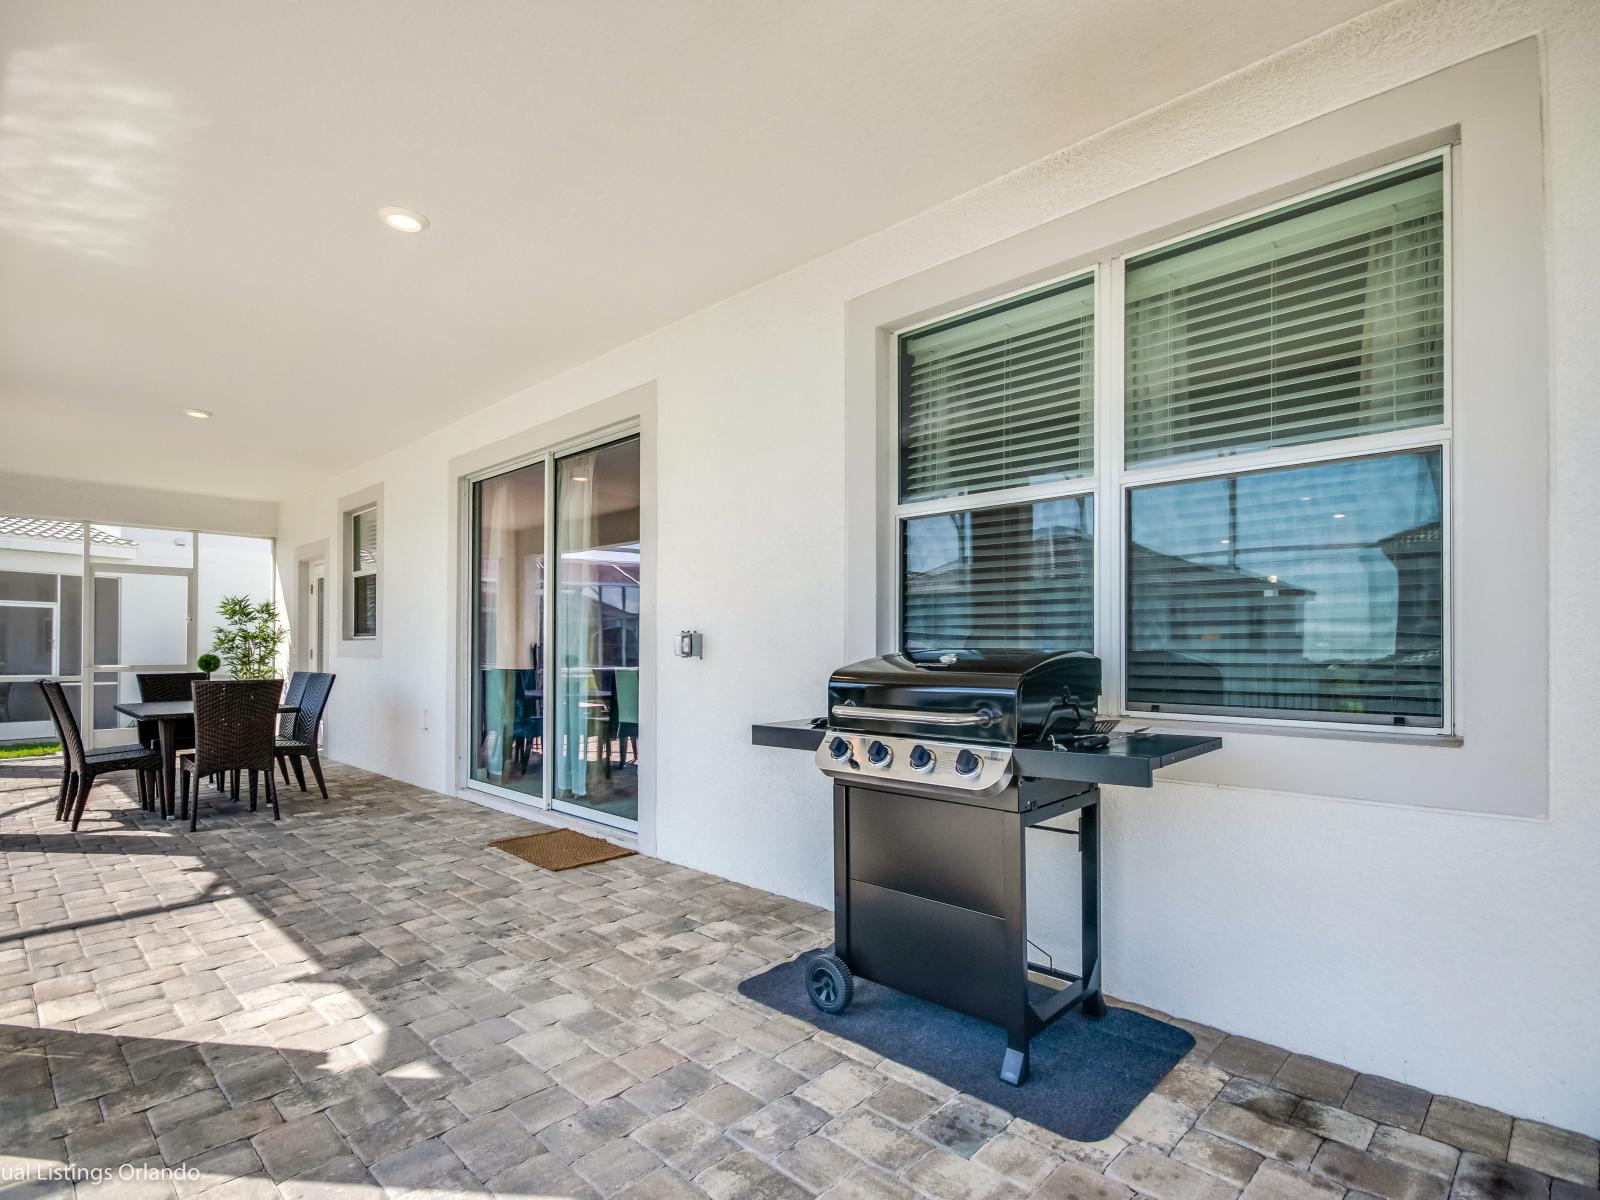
left=765, top=648, right=1220, bottom=1086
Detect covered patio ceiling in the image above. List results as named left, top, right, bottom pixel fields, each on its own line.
left=0, top=0, right=1389, bottom=500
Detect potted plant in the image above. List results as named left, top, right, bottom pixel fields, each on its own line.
left=209, top=596, right=288, bottom=680
left=196, top=653, right=221, bottom=677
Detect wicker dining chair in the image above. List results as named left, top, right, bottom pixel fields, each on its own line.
left=37, top=679, right=159, bottom=831
left=275, top=672, right=335, bottom=799
left=134, top=670, right=207, bottom=803
left=178, top=679, right=281, bottom=831
left=278, top=672, right=308, bottom=739
left=134, top=671, right=205, bottom=748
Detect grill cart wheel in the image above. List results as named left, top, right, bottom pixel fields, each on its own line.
left=805, top=953, right=853, bottom=1014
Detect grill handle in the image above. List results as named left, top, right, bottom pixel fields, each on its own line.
left=830, top=703, right=999, bottom=728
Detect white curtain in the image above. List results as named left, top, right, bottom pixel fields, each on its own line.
left=554, top=452, right=599, bottom=798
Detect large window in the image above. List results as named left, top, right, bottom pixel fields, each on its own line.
left=895, top=154, right=1449, bottom=731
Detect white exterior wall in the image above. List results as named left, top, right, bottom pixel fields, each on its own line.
left=275, top=0, right=1600, bottom=1134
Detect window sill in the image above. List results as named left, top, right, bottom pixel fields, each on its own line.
left=1121, top=713, right=1461, bottom=749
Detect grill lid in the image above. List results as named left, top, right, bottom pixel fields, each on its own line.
left=828, top=649, right=1101, bottom=747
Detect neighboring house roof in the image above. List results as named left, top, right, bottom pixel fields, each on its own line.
left=0, top=518, right=137, bottom=547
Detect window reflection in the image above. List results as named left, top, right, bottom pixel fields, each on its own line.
left=903, top=495, right=1093, bottom=653
left=471, top=463, right=546, bottom=794
left=554, top=438, right=640, bottom=825
left=1127, top=449, right=1444, bottom=724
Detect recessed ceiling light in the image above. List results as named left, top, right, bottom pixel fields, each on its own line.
left=1332, top=512, right=1347, bottom=519
left=184, top=408, right=213, bottom=420
left=1220, top=538, right=1230, bottom=544
left=378, top=206, right=428, bottom=233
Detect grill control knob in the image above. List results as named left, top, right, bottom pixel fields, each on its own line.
left=828, top=736, right=851, bottom=761
left=908, top=745, right=934, bottom=773
left=954, top=749, right=982, bottom=778
left=866, top=740, right=892, bottom=767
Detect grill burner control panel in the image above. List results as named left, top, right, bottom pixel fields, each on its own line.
left=815, top=731, right=1012, bottom=796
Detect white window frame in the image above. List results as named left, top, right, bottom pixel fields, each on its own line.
left=888, top=147, right=1453, bottom=739
left=348, top=506, right=379, bottom=640
left=337, top=483, right=383, bottom=656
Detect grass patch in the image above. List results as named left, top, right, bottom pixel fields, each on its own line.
left=0, top=742, right=61, bottom=759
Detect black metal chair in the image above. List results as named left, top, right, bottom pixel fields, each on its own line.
left=37, top=679, right=159, bottom=831
left=275, top=672, right=334, bottom=799
left=178, top=679, right=281, bottom=831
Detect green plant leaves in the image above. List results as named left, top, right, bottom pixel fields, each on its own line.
left=209, top=595, right=288, bottom=681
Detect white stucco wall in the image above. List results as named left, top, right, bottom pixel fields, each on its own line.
left=274, top=0, right=1600, bottom=1134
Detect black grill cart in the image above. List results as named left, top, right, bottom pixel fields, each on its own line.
left=752, top=718, right=1221, bottom=1085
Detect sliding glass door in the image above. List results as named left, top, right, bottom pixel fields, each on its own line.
left=470, top=461, right=547, bottom=797
left=467, top=433, right=640, bottom=830
left=551, top=437, right=640, bottom=827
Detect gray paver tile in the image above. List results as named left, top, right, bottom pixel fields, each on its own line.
left=1210, top=1037, right=1291, bottom=1085
left=1344, top=1076, right=1435, bottom=1135
left=1423, top=1097, right=1513, bottom=1159
left=1311, top=1139, right=1448, bottom=1200
left=1174, top=1129, right=1267, bottom=1187
left=442, top=1110, right=540, bottom=1180
left=1450, top=1152, right=1553, bottom=1200
left=1106, top=1144, right=1239, bottom=1200
left=1370, top=1125, right=1461, bottom=1180
left=1199, top=1102, right=1321, bottom=1169
left=696, top=1149, right=811, bottom=1200
left=250, top=1112, right=349, bottom=1181
left=1510, top=1120, right=1600, bottom=1186
left=1240, top=1161, right=1345, bottom=1200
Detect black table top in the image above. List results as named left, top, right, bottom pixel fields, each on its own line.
left=752, top=718, right=1221, bottom=788
left=114, top=700, right=299, bottom=719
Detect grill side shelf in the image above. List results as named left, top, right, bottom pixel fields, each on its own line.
left=752, top=719, right=826, bottom=751
left=753, top=720, right=1221, bottom=788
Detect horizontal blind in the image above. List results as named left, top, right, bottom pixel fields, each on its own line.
left=1126, top=448, right=1443, bottom=725
left=353, top=575, right=377, bottom=638
left=1125, top=158, right=1445, bottom=467
left=900, top=276, right=1094, bottom=503
left=903, top=495, right=1092, bottom=653
left=353, top=509, right=378, bottom=571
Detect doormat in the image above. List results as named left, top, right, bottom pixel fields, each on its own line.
left=490, top=827, right=635, bottom=871
left=739, top=950, right=1194, bottom=1142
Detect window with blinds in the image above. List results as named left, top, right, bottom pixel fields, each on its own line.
left=900, top=274, right=1094, bottom=503
left=1124, top=158, right=1444, bottom=467
left=892, top=151, right=1450, bottom=729
left=1126, top=449, right=1443, bottom=725
left=903, top=495, right=1092, bottom=654
left=350, top=506, right=378, bottom=639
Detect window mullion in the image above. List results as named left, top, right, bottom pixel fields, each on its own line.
left=1095, top=259, right=1125, bottom=717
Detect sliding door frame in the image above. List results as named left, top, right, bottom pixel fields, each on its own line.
left=458, top=419, right=642, bottom=828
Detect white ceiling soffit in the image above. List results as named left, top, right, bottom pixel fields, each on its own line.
left=0, top=0, right=1387, bottom=500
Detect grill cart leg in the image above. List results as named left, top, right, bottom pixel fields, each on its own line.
left=1001, top=806, right=1031, bottom=1085
left=1080, top=798, right=1106, bottom=1019
left=1000, top=1044, right=1029, bottom=1086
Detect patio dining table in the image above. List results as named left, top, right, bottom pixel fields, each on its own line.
left=112, top=699, right=299, bottom=818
